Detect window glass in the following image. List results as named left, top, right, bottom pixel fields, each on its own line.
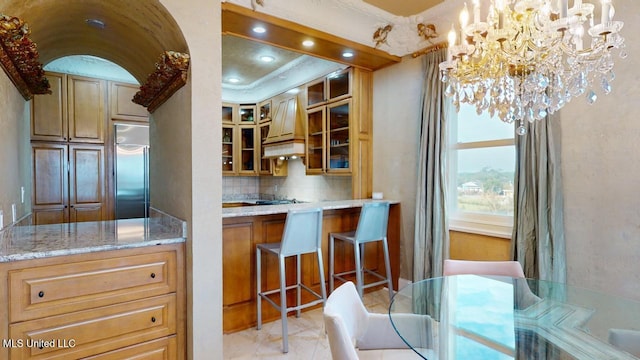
left=457, top=105, right=515, bottom=143
left=455, top=147, right=515, bottom=215
left=449, top=103, right=515, bottom=234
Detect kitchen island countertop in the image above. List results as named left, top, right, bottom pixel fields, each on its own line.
left=0, top=211, right=186, bottom=263
left=222, top=198, right=398, bottom=218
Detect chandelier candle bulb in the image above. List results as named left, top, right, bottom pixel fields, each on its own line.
left=473, top=0, right=481, bottom=24
left=561, top=0, right=569, bottom=17
left=601, top=0, right=611, bottom=25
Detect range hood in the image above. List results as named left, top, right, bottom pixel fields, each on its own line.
left=262, top=95, right=306, bottom=158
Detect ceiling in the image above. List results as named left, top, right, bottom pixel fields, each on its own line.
left=1, top=0, right=187, bottom=84
left=363, top=0, right=445, bottom=17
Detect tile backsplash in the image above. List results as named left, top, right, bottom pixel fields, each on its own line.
left=222, top=159, right=352, bottom=202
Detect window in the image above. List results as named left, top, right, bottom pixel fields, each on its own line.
left=448, top=103, right=515, bottom=238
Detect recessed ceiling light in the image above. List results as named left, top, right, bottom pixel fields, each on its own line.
left=227, top=77, right=240, bottom=84
left=260, top=55, right=275, bottom=63
left=252, top=26, right=266, bottom=34
left=302, top=40, right=315, bottom=47
left=342, top=51, right=354, bottom=58
left=85, top=19, right=106, bottom=29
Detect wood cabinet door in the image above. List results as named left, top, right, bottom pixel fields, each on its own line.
left=68, top=144, right=105, bottom=222
left=67, top=75, right=106, bottom=143
left=31, top=72, right=67, bottom=142
left=110, top=81, right=149, bottom=121
left=32, top=143, right=68, bottom=208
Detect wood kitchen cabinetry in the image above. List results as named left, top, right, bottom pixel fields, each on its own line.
left=0, top=243, right=185, bottom=360
left=109, top=81, right=149, bottom=122
left=258, top=100, right=272, bottom=175
left=31, top=73, right=106, bottom=143
left=221, top=103, right=259, bottom=176
left=31, top=71, right=108, bottom=225
left=304, top=68, right=373, bottom=198
left=31, top=143, right=105, bottom=224
left=222, top=204, right=400, bottom=333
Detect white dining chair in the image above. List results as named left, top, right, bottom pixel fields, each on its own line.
left=443, top=259, right=526, bottom=278
left=608, top=328, right=640, bottom=357
left=323, top=281, right=434, bottom=359
left=256, top=208, right=327, bottom=353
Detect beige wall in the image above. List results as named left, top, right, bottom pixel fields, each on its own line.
left=0, top=73, right=31, bottom=228
left=372, top=1, right=640, bottom=302
left=156, top=1, right=221, bottom=359
left=372, top=55, right=423, bottom=280
left=559, top=0, right=640, bottom=300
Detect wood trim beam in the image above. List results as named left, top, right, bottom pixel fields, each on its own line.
left=222, top=3, right=401, bottom=71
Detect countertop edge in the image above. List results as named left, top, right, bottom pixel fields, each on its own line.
left=0, top=237, right=185, bottom=263
left=222, top=199, right=399, bottom=218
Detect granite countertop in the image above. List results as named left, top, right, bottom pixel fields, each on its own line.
left=222, top=199, right=398, bottom=218
left=0, top=212, right=186, bottom=263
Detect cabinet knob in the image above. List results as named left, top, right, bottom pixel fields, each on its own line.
left=150, top=272, right=156, bottom=279
left=38, top=291, right=45, bottom=298
left=151, top=316, right=156, bottom=323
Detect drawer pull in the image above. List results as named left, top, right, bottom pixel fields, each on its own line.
left=38, top=291, right=45, bottom=298
left=150, top=272, right=156, bottom=279
left=151, top=316, right=156, bottom=323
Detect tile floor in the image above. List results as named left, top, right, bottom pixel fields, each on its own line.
left=223, top=288, right=392, bottom=359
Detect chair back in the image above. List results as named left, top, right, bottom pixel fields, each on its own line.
left=609, top=328, right=640, bottom=356
left=443, top=259, right=526, bottom=278
left=280, top=208, right=323, bottom=257
left=354, top=202, right=390, bottom=243
left=323, top=282, right=368, bottom=360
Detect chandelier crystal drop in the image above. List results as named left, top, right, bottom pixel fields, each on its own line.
left=439, top=0, right=625, bottom=135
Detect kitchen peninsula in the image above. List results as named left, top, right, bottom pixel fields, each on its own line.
left=222, top=199, right=400, bottom=333
left=0, top=210, right=186, bottom=359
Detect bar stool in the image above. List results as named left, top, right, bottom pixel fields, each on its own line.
left=329, top=201, right=393, bottom=300
left=256, top=207, right=326, bottom=353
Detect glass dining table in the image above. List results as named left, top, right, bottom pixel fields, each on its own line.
left=388, top=275, right=640, bottom=359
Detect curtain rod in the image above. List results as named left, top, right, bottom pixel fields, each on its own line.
left=411, top=41, right=448, bottom=58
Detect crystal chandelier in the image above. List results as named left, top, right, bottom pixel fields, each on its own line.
left=439, top=0, right=625, bottom=135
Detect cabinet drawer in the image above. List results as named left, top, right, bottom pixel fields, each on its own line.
left=82, top=336, right=177, bottom=360
left=9, top=294, right=176, bottom=360
left=9, top=251, right=177, bottom=322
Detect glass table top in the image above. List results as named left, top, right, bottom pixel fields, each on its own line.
left=388, top=275, right=640, bottom=360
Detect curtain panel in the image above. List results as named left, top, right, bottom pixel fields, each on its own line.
left=512, top=117, right=567, bottom=283
left=413, top=48, right=450, bottom=282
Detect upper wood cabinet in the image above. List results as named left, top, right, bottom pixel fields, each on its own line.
left=304, top=67, right=373, bottom=198
left=110, top=82, right=149, bottom=121
left=32, top=72, right=107, bottom=144
left=258, top=100, right=271, bottom=123
left=222, top=103, right=258, bottom=176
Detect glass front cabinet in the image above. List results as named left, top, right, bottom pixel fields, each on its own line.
left=222, top=103, right=258, bottom=176
left=305, top=68, right=352, bottom=175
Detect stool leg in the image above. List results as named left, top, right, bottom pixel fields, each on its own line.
left=382, top=237, right=394, bottom=300
left=317, top=248, right=327, bottom=302
left=329, top=235, right=335, bottom=293
left=256, top=247, right=262, bottom=330
left=279, top=255, right=288, bottom=353
left=296, top=254, right=301, bottom=318
left=354, top=240, right=364, bottom=299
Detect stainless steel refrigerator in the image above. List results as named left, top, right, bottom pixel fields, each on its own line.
left=115, top=124, right=150, bottom=219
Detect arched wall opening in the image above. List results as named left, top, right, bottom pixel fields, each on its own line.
left=0, top=0, right=222, bottom=359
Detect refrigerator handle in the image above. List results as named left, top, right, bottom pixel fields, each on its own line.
left=144, top=146, right=150, bottom=218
